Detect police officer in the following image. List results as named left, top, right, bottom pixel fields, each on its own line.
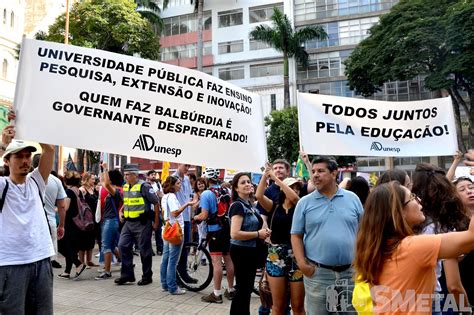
left=115, top=164, right=159, bottom=286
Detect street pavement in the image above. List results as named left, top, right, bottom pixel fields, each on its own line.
left=52, top=250, right=261, bottom=314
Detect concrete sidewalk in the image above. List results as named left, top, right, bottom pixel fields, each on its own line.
left=52, top=252, right=261, bottom=314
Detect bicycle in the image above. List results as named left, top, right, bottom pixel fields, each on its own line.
left=177, top=238, right=213, bottom=292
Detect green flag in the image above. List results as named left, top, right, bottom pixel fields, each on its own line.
left=296, top=156, right=309, bottom=179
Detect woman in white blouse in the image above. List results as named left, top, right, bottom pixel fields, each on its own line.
left=160, top=176, right=195, bottom=295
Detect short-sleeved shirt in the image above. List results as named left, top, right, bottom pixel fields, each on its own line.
left=257, top=182, right=309, bottom=216
left=290, top=188, right=364, bottom=265
left=103, top=188, right=123, bottom=220
left=256, top=183, right=280, bottom=215
left=200, top=186, right=220, bottom=232
left=44, top=174, right=67, bottom=224
left=139, top=181, right=159, bottom=214
left=374, top=234, right=442, bottom=314
left=0, top=169, right=54, bottom=266
left=229, top=199, right=263, bottom=247
left=162, top=193, right=184, bottom=228
left=172, top=171, right=193, bottom=222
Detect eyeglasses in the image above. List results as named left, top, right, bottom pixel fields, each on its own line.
left=403, top=193, right=421, bottom=207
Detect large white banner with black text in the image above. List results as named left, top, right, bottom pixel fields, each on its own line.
left=297, top=92, right=457, bottom=156
left=14, top=39, right=267, bottom=172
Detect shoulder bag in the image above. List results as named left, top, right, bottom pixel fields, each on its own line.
left=258, top=268, right=273, bottom=309
left=162, top=195, right=183, bottom=245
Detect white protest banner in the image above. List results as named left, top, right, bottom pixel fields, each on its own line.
left=14, top=39, right=267, bottom=172
left=297, top=92, right=457, bottom=156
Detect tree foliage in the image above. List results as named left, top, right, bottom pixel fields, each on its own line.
left=42, top=0, right=160, bottom=60
left=265, top=107, right=300, bottom=164
left=250, top=7, right=326, bottom=108
left=344, top=0, right=474, bottom=150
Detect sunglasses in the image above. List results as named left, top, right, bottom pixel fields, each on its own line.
left=403, top=193, right=421, bottom=207
left=452, top=176, right=473, bottom=185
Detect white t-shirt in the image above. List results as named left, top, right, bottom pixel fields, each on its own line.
left=44, top=174, right=67, bottom=224
left=0, top=169, right=55, bottom=266
left=161, top=193, right=184, bottom=229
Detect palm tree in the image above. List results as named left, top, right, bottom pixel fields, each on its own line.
left=135, top=0, right=168, bottom=33
left=250, top=7, right=327, bottom=108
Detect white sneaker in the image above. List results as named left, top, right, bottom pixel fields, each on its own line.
left=170, top=288, right=186, bottom=295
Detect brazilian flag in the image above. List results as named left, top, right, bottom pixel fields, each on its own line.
left=295, top=156, right=309, bottom=179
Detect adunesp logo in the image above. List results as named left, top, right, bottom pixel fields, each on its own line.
left=132, top=134, right=182, bottom=157
left=370, top=142, right=401, bottom=153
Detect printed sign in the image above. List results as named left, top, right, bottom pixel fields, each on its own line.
left=14, top=39, right=267, bottom=172
left=297, top=92, right=457, bottom=156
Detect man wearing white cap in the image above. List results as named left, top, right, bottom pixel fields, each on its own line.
left=0, top=122, right=55, bottom=314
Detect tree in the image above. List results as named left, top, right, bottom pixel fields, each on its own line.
left=135, top=0, right=164, bottom=34
left=344, top=0, right=474, bottom=151
left=265, top=107, right=300, bottom=163
left=43, top=0, right=160, bottom=60
left=250, top=7, right=326, bottom=108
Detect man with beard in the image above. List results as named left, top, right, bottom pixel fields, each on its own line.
left=0, top=120, right=55, bottom=313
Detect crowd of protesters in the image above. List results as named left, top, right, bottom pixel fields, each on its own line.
left=2, top=109, right=474, bottom=315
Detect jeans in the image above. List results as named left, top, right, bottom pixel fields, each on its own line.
left=304, top=266, right=355, bottom=315
left=230, top=244, right=258, bottom=315
left=0, top=258, right=53, bottom=314
left=101, top=219, right=120, bottom=254
left=160, top=240, right=184, bottom=293
left=177, top=221, right=191, bottom=277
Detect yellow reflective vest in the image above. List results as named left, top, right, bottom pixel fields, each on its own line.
left=123, top=182, right=146, bottom=219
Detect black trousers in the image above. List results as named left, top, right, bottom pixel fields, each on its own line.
left=118, top=220, right=153, bottom=280
left=58, top=234, right=81, bottom=274
left=230, top=244, right=258, bottom=315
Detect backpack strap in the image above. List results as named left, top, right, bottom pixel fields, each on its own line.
left=31, top=176, right=52, bottom=238
left=0, top=181, right=9, bottom=213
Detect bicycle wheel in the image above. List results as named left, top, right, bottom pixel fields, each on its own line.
left=177, top=242, right=213, bottom=292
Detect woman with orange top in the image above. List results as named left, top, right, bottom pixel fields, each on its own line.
left=354, top=181, right=474, bottom=314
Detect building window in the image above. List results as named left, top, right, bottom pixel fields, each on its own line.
left=298, top=80, right=354, bottom=97
left=218, top=66, right=245, bottom=81
left=3, top=9, right=6, bottom=24
left=218, top=40, right=244, bottom=54
left=161, top=42, right=212, bottom=61
left=303, top=17, right=379, bottom=49
left=163, top=11, right=211, bottom=36
left=270, top=94, right=276, bottom=111
left=249, top=39, right=272, bottom=50
left=250, top=63, right=283, bottom=78
left=10, top=11, right=14, bottom=28
left=294, top=0, right=397, bottom=22
left=2, top=59, right=7, bottom=79
left=218, top=9, right=243, bottom=28
left=249, top=3, right=283, bottom=23
left=297, top=50, right=351, bottom=79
